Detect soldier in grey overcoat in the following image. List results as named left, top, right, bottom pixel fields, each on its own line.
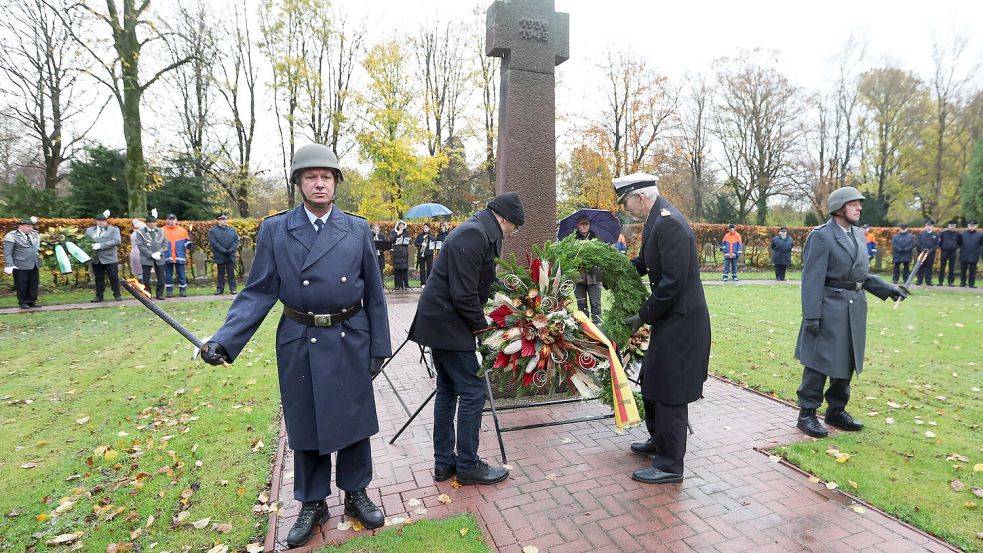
left=84, top=210, right=123, bottom=302
left=200, top=144, right=391, bottom=547
left=3, top=217, right=42, bottom=309
left=794, top=187, right=909, bottom=438
left=135, top=213, right=170, bottom=300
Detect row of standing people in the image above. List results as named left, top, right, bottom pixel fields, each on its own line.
left=369, top=222, right=450, bottom=290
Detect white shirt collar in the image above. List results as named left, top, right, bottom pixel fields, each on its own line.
left=304, top=205, right=332, bottom=229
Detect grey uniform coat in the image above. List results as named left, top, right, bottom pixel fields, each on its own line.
left=795, top=220, right=895, bottom=379
left=3, top=230, right=41, bottom=270
left=632, top=197, right=710, bottom=405
left=136, top=227, right=170, bottom=267
left=211, top=206, right=391, bottom=454
left=84, top=225, right=122, bottom=264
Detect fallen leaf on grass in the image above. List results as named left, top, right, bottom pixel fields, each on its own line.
left=836, top=453, right=850, bottom=464
left=251, top=440, right=264, bottom=452
left=53, top=500, right=75, bottom=515
left=246, top=544, right=264, bottom=553
left=205, top=545, right=228, bottom=553
left=925, top=431, right=936, bottom=438
left=213, top=522, right=233, bottom=533
left=885, top=417, right=894, bottom=424
left=850, top=505, right=866, bottom=514
left=437, top=493, right=452, bottom=505
left=460, top=527, right=470, bottom=536
left=36, top=513, right=50, bottom=522
left=974, top=464, right=983, bottom=472
left=146, top=515, right=155, bottom=528
left=952, top=480, right=965, bottom=492
left=245, top=378, right=257, bottom=386
left=848, top=481, right=859, bottom=489
left=964, top=502, right=977, bottom=508
left=75, top=416, right=90, bottom=425
left=973, top=488, right=983, bottom=499
left=45, top=533, right=81, bottom=545
left=886, top=401, right=901, bottom=408
left=20, top=463, right=36, bottom=469
left=191, top=517, right=211, bottom=529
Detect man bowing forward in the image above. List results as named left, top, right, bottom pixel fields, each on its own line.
left=201, top=144, right=391, bottom=547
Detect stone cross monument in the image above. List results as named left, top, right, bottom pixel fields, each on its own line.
left=486, top=0, right=569, bottom=260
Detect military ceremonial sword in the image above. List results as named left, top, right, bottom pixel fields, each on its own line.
left=121, top=279, right=230, bottom=367
left=894, top=250, right=928, bottom=310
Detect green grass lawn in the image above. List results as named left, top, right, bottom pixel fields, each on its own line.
left=317, top=514, right=490, bottom=553
left=0, top=301, right=282, bottom=551
left=0, top=282, right=223, bottom=309
left=704, top=285, right=983, bottom=552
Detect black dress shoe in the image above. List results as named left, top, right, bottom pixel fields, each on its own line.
left=344, top=489, right=384, bottom=530
left=630, top=438, right=659, bottom=456
left=90, top=298, right=104, bottom=303
left=825, top=409, right=863, bottom=431
left=632, top=467, right=683, bottom=484
left=434, top=464, right=456, bottom=482
left=29, top=303, right=41, bottom=308
left=18, top=303, right=30, bottom=309
left=156, top=295, right=165, bottom=300
left=113, top=296, right=122, bottom=301
left=797, top=408, right=829, bottom=438
left=456, top=460, right=509, bottom=485
left=286, top=500, right=329, bottom=547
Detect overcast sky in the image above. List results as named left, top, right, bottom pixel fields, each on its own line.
left=75, top=0, right=983, bottom=178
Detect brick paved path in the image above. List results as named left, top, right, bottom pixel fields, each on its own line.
left=268, top=300, right=955, bottom=552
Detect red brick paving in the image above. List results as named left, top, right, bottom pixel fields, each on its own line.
left=266, top=299, right=957, bottom=552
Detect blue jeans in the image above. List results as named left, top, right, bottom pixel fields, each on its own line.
left=431, top=348, right=486, bottom=472
left=724, top=257, right=739, bottom=276
left=164, top=262, right=187, bottom=292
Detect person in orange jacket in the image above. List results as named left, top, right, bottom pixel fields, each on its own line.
left=863, top=223, right=877, bottom=264
left=162, top=213, right=193, bottom=297
left=720, top=224, right=743, bottom=281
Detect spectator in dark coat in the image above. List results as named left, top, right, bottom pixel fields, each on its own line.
left=938, top=220, right=961, bottom=286
left=960, top=220, right=981, bottom=288
left=770, top=226, right=793, bottom=280
left=371, top=224, right=387, bottom=281
left=914, top=220, right=939, bottom=285
left=415, top=223, right=436, bottom=286
left=208, top=214, right=240, bottom=294
left=573, top=216, right=604, bottom=323
left=390, top=220, right=411, bottom=290
left=891, top=224, right=915, bottom=284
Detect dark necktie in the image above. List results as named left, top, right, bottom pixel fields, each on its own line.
left=314, top=219, right=324, bottom=235
left=848, top=228, right=858, bottom=258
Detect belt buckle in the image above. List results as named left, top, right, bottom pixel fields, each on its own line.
left=314, top=314, right=331, bottom=327
left=854, top=282, right=862, bottom=291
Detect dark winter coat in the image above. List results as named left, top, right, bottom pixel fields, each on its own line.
left=632, top=196, right=710, bottom=405
left=409, top=209, right=502, bottom=351
left=891, top=232, right=916, bottom=262
left=961, top=230, right=982, bottom=263
left=211, top=206, right=391, bottom=454
left=415, top=231, right=435, bottom=259
left=390, top=228, right=412, bottom=270
left=916, top=231, right=939, bottom=254
left=208, top=224, right=240, bottom=264
left=795, top=220, right=895, bottom=379
left=770, top=234, right=793, bottom=266
left=939, top=229, right=961, bottom=252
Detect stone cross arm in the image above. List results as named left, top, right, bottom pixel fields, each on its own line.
left=486, top=0, right=569, bottom=74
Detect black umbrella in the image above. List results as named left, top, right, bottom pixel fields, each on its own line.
left=557, top=209, right=622, bottom=245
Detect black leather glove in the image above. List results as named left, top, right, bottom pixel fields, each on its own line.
left=623, top=314, right=643, bottom=335
left=804, top=319, right=821, bottom=336
left=200, top=342, right=230, bottom=366
left=370, top=357, right=386, bottom=377
left=890, top=285, right=909, bottom=301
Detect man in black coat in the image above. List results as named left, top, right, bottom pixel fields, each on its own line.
left=415, top=223, right=436, bottom=286
left=770, top=226, right=793, bottom=280
left=891, top=224, right=915, bottom=284
left=615, top=173, right=710, bottom=485
left=914, top=220, right=939, bottom=285
left=961, top=220, right=981, bottom=287
left=938, top=221, right=961, bottom=286
left=409, top=192, right=524, bottom=486
left=207, top=213, right=240, bottom=294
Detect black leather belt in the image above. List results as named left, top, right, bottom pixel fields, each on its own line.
left=825, top=278, right=863, bottom=291
left=282, top=303, right=361, bottom=327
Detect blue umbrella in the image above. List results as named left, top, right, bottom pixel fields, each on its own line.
left=405, top=202, right=453, bottom=219
left=557, top=209, right=622, bottom=245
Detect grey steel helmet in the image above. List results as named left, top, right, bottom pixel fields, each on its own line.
left=289, top=144, right=344, bottom=184
left=826, top=186, right=865, bottom=214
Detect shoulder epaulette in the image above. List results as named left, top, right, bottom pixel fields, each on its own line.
left=814, top=223, right=826, bottom=230
left=263, top=210, right=289, bottom=220
left=344, top=210, right=366, bottom=221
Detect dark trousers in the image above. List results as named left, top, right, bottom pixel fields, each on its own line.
left=92, top=262, right=121, bottom=299
left=431, top=348, right=486, bottom=472
left=961, top=262, right=978, bottom=287
left=394, top=268, right=409, bottom=289
left=915, top=252, right=935, bottom=284
left=642, top=397, right=688, bottom=475
left=938, top=250, right=957, bottom=285
left=376, top=253, right=385, bottom=281
left=292, top=438, right=372, bottom=502
left=774, top=264, right=788, bottom=280
left=418, top=256, right=433, bottom=285
left=13, top=268, right=39, bottom=306
left=575, top=283, right=602, bottom=323
left=142, top=264, right=166, bottom=297
left=215, top=261, right=236, bottom=293
left=796, top=366, right=851, bottom=411
left=724, top=257, right=738, bottom=276
left=892, top=261, right=910, bottom=283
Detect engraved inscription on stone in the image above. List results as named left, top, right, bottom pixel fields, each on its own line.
left=518, top=18, right=549, bottom=42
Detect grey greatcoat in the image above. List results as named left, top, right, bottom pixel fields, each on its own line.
left=795, top=220, right=895, bottom=379
left=211, top=206, right=391, bottom=454
left=3, top=230, right=41, bottom=269
left=208, top=224, right=240, bottom=264
left=84, top=225, right=122, bottom=264
left=136, top=227, right=170, bottom=267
